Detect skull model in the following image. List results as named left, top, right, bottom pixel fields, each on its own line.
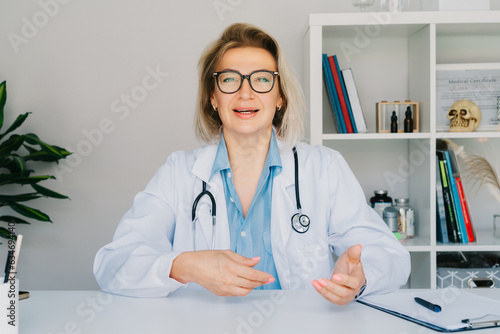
left=447, top=99, right=482, bottom=132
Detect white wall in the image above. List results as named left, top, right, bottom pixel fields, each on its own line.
left=0, top=0, right=355, bottom=291
left=1, top=0, right=500, bottom=291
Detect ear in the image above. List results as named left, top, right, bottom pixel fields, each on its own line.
left=277, top=96, right=284, bottom=110
left=210, top=93, right=217, bottom=110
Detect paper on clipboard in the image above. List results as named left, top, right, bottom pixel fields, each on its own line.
left=358, top=287, right=500, bottom=332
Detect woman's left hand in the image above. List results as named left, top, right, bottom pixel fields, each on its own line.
left=311, top=244, right=366, bottom=305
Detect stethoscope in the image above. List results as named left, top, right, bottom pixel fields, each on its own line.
left=191, top=146, right=310, bottom=250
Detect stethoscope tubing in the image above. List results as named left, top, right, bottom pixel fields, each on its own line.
left=191, top=146, right=309, bottom=250
left=191, top=182, right=216, bottom=250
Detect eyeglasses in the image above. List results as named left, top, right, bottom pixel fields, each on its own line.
left=213, top=70, right=279, bottom=94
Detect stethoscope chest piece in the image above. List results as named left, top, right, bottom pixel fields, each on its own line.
left=291, top=212, right=310, bottom=234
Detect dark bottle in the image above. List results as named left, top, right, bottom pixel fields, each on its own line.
left=404, top=106, right=413, bottom=133
left=370, top=190, right=393, bottom=218
left=390, top=111, right=398, bottom=133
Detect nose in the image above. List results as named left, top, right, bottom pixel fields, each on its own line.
left=237, top=78, right=254, bottom=99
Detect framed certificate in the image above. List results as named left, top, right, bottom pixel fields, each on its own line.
left=436, top=63, right=500, bottom=131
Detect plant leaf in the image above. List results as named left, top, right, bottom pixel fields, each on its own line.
left=0, top=112, right=30, bottom=141
left=0, top=81, right=6, bottom=130
left=24, top=133, right=65, bottom=159
left=12, top=155, right=26, bottom=175
left=0, top=174, right=55, bottom=186
left=23, top=150, right=63, bottom=162
left=0, top=134, right=25, bottom=158
left=0, top=193, right=41, bottom=203
left=0, top=226, right=16, bottom=241
left=31, top=183, right=69, bottom=199
left=8, top=202, right=52, bottom=222
left=0, top=215, right=31, bottom=225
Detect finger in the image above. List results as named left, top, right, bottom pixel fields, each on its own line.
left=233, top=275, right=275, bottom=290
left=228, top=251, right=262, bottom=267
left=331, top=270, right=364, bottom=290
left=311, top=279, right=355, bottom=306
left=346, top=244, right=362, bottom=267
left=236, top=265, right=274, bottom=284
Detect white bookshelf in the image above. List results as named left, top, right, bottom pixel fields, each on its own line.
left=305, top=11, right=500, bottom=289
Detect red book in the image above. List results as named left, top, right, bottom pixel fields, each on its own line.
left=328, top=56, right=353, bottom=133
left=455, top=176, right=475, bottom=242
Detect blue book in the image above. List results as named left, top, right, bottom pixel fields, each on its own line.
left=435, top=161, right=449, bottom=244
left=444, top=151, right=468, bottom=243
left=334, top=55, right=357, bottom=133
left=322, top=54, right=346, bottom=133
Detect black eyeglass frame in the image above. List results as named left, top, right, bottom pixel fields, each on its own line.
left=213, top=70, right=279, bottom=94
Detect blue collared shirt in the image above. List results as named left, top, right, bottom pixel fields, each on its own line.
left=210, top=132, right=282, bottom=289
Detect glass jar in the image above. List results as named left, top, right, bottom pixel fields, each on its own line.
left=380, top=0, right=409, bottom=12
left=394, top=198, right=415, bottom=238
left=370, top=190, right=393, bottom=218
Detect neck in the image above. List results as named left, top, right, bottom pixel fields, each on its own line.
left=223, top=127, right=272, bottom=171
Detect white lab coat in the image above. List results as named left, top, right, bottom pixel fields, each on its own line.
left=94, top=140, right=410, bottom=298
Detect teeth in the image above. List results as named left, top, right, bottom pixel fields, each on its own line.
left=235, top=109, right=256, bottom=114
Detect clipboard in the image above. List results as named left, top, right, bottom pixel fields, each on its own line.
left=357, top=287, right=500, bottom=332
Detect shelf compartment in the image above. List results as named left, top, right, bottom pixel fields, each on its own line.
left=321, top=24, right=431, bottom=134
left=436, top=23, right=500, bottom=64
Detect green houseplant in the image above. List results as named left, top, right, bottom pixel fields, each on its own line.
left=0, top=80, right=71, bottom=242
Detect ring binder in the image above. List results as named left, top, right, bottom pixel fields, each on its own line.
left=358, top=288, right=500, bottom=332
left=461, top=315, right=500, bottom=329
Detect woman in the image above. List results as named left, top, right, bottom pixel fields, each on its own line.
left=94, top=23, right=410, bottom=305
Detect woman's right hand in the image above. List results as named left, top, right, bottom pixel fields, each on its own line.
left=169, top=250, right=274, bottom=296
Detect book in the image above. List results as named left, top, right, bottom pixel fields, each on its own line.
left=328, top=55, right=353, bottom=133
left=443, top=150, right=468, bottom=243
left=435, top=161, right=449, bottom=244
left=455, top=176, right=476, bottom=242
left=436, top=152, right=460, bottom=243
left=334, top=55, right=357, bottom=133
left=341, top=68, right=367, bottom=133
left=322, top=54, right=346, bottom=133
left=443, top=143, right=476, bottom=243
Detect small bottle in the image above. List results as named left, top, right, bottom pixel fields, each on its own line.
left=394, top=198, right=415, bottom=238
left=370, top=190, right=393, bottom=218
left=390, top=111, right=398, bottom=133
left=382, top=206, right=399, bottom=232
left=404, top=106, right=413, bottom=133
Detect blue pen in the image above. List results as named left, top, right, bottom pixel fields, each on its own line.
left=414, top=297, right=442, bottom=312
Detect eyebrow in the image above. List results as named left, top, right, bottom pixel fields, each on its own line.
left=218, top=68, right=277, bottom=73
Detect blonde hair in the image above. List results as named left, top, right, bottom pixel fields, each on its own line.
left=194, top=23, right=305, bottom=147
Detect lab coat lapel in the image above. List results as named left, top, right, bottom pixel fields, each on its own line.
left=191, top=144, right=230, bottom=250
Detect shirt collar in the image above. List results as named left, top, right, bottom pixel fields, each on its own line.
left=209, top=130, right=282, bottom=181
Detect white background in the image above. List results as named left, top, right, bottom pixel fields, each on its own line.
left=1, top=0, right=500, bottom=290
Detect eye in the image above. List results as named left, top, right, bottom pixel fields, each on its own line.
left=255, top=76, right=271, bottom=83
left=222, top=77, right=237, bottom=83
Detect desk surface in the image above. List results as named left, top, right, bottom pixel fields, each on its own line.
left=20, top=288, right=500, bottom=334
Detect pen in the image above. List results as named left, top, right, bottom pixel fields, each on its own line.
left=414, top=297, right=442, bottom=313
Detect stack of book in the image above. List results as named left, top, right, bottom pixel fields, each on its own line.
left=322, top=54, right=367, bottom=134
left=436, top=140, right=476, bottom=244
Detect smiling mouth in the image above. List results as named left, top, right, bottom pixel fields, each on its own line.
left=234, top=108, right=259, bottom=114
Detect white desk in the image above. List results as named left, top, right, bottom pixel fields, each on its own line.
left=19, top=289, right=500, bottom=333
